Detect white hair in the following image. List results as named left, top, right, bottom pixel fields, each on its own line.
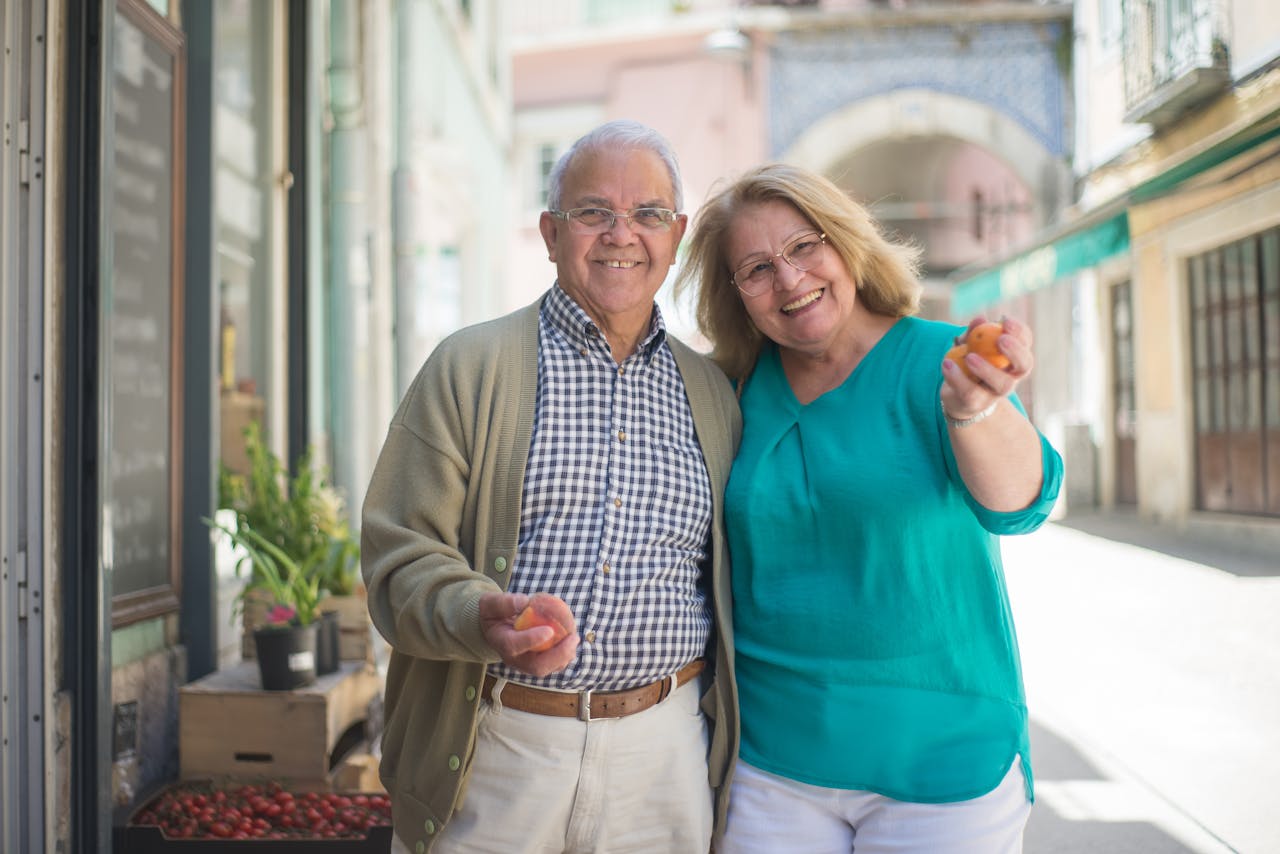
left=545, top=119, right=684, bottom=212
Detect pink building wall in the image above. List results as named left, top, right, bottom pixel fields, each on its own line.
left=507, top=28, right=768, bottom=323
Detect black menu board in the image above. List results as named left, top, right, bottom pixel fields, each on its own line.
left=107, top=0, right=185, bottom=624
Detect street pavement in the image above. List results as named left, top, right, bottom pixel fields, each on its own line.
left=1002, top=513, right=1280, bottom=853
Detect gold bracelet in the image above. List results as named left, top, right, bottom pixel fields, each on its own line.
left=942, top=399, right=998, bottom=429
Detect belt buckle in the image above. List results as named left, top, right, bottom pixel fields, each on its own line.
left=576, top=689, right=593, bottom=722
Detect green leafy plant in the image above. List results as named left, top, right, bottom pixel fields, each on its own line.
left=206, top=515, right=324, bottom=627
left=209, top=422, right=361, bottom=630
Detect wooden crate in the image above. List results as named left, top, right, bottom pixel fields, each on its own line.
left=318, top=590, right=374, bottom=663
left=219, top=389, right=266, bottom=478
left=331, top=753, right=385, bottom=794
left=179, top=660, right=381, bottom=788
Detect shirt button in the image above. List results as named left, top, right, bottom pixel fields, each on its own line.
left=465, top=686, right=477, bottom=701
left=618, top=366, right=625, bottom=375
left=613, top=497, right=622, bottom=508
left=617, top=430, right=626, bottom=441
left=602, top=562, right=611, bottom=574
left=494, top=556, right=507, bottom=573
left=580, top=347, right=587, bottom=357
left=585, top=631, right=597, bottom=643
left=448, top=754, right=461, bottom=771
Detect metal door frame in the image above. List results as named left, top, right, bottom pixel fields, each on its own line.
left=1, top=0, right=49, bottom=850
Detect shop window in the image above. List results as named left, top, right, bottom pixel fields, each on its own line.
left=1188, top=227, right=1280, bottom=516
left=214, top=0, right=282, bottom=475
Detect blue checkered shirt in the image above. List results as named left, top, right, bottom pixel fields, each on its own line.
left=489, top=285, right=714, bottom=692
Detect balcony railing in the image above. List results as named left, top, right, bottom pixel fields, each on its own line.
left=1122, top=0, right=1230, bottom=127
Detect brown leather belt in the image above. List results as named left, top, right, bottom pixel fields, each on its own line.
left=482, top=659, right=705, bottom=721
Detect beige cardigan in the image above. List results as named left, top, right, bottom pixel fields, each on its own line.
left=361, top=295, right=742, bottom=851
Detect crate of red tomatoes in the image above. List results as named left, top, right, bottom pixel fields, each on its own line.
left=114, top=779, right=394, bottom=852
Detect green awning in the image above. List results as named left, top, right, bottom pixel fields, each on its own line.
left=951, top=212, right=1130, bottom=317
left=948, top=110, right=1280, bottom=317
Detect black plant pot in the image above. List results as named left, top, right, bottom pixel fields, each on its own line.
left=316, top=609, right=340, bottom=675
left=253, top=621, right=318, bottom=690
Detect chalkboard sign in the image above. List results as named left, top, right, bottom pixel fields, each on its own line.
left=107, top=0, right=185, bottom=625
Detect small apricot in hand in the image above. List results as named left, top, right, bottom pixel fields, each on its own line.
left=947, top=321, right=1011, bottom=379
left=513, top=593, right=572, bottom=652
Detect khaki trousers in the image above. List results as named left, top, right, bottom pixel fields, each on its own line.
left=394, top=678, right=712, bottom=854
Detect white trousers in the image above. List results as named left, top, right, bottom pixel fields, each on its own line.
left=718, top=756, right=1030, bottom=854
left=394, top=678, right=712, bottom=854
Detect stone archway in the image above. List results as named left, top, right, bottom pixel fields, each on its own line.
left=781, top=89, right=1070, bottom=315
left=782, top=88, right=1069, bottom=228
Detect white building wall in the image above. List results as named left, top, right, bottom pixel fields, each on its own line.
left=389, top=0, right=511, bottom=391
left=1229, top=0, right=1280, bottom=78
left=1073, top=0, right=1150, bottom=188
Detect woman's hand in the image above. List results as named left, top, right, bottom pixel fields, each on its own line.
left=940, top=316, right=1034, bottom=421
left=939, top=316, right=1045, bottom=511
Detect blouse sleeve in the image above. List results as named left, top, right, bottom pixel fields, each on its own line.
left=940, top=392, right=1065, bottom=536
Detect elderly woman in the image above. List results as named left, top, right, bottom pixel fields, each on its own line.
left=675, top=163, right=1063, bottom=853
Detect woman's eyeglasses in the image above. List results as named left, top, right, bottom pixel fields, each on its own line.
left=732, top=232, right=828, bottom=296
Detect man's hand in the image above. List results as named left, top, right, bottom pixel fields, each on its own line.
left=479, top=592, right=579, bottom=677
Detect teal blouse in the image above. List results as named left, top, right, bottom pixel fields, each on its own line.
left=726, top=316, right=1063, bottom=803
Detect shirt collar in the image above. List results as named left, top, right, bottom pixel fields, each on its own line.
left=545, top=283, right=668, bottom=364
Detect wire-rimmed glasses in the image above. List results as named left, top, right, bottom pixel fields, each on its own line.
left=550, top=206, right=678, bottom=234
left=732, top=231, right=828, bottom=296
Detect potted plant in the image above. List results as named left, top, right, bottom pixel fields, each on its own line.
left=206, top=514, right=325, bottom=689
left=210, top=422, right=363, bottom=681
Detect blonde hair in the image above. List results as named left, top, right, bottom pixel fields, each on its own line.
left=674, top=163, right=922, bottom=382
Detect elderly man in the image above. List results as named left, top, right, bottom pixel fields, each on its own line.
left=363, top=120, right=741, bottom=854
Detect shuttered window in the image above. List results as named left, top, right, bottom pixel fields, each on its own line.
left=1189, top=227, right=1280, bottom=516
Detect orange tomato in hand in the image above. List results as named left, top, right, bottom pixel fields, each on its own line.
left=513, top=593, right=572, bottom=652
left=946, top=321, right=1011, bottom=379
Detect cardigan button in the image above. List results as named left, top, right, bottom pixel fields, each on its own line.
left=494, top=556, right=507, bottom=573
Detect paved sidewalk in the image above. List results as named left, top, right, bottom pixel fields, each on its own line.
left=1002, top=516, right=1280, bottom=854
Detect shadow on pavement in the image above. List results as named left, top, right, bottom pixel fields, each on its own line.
left=1027, top=721, right=1205, bottom=853
left=1031, top=720, right=1105, bottom=782
left=1053, top=510, right=1279, bottom=578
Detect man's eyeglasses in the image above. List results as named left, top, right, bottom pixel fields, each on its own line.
left=732, top=232, right=828, bottom=297
left=550, top=207, right=678, bottom=234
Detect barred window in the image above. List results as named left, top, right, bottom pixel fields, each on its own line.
left=1188, top=227, right=1280, bottom=516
